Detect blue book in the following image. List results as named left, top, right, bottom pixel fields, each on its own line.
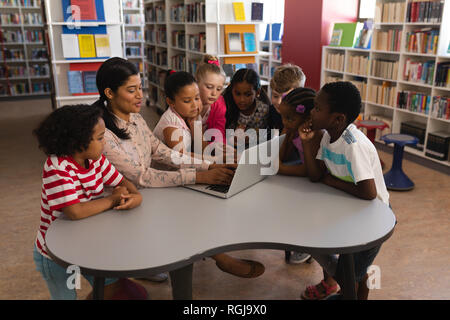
left=83, top=71, right=98, bottom=93
left=271, top=23, right=282, bottom=41
left=67, top=71, right=83, bottom=94
left=243, top=32, right=256, bottom=52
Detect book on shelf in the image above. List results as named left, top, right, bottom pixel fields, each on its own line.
left=431, top=96, right=450, bottom=119
left=371, top=59, right=399, bottom=80
left=94, top=34, right=111, bottom=57
left=67, top=70, right=83, bottom=94
left=251, top=2, right=263, bottom=21
left=62, top=0, right=105, bottom=22
left=373, top=29, right=402, bottom=52
left=243, top=32, right=256, bottom=52
left=232, top=2, right=245, bottom=21
left=406, top=0, right=444, bottom=23
left=227, top=33, right=242, bottom=52
left=325, top=52, right=344, bottom=71
left=397, top=91, right=431, bottom=116
left=61, top=34, right=80, bottom=58
left=375, top=1, right=406, bottom=23
left=435, top=62, right=450, bottom=88
left=83, top=70, right=97, bottom=92
left=78, top=34, right=96, bottom=58
left=403, top=58, right=435, bottom=85
left=368, top=81, right=396, bottom=107
left=425, top=131, right=450, bottom=160
left=67, top=62, right=101, bottom=95
left=329, top=29, right=343, bottom=46
left=354, top=21, right=373, bottom=49
left=400, top=121, right=427, bottom=151
left=405, top=28, right=439, bottom=54
left=329, top=22, right=363, bottom=47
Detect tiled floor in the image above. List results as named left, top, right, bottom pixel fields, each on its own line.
left=0, top=98, right=449, bottom=300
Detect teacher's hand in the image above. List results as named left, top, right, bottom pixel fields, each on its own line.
left=196, top=167, right=236, bottom=185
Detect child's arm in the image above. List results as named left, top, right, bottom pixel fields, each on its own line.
left=322, top=174, right=377, bottom=200
left=186, top=117, right=209, bottom=153
left=278, top=130, right=307, bottom=177
left=62, top=178, right=142, bottom=220
left=299, top=124, right=327, bottom=182
left=163, top=127, right=187, bottom=153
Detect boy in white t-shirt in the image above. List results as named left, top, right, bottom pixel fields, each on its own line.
left=299, top=81, right=390, bottom=300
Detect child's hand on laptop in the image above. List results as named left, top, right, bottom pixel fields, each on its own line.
left=196, top=166, right=236, bottom=185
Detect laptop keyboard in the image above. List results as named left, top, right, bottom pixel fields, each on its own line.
left=206, top=184, right=230, bottom=194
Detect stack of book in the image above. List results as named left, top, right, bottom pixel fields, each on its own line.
left=435, top=62, right=449, bottom=88
left=406, top=0, right=444, bottom=23
left=368, top=81, right=396, bottom=107
left=0, top=13, right=21, bottom=25
left=405, top=29, right=439, bottom=54
left=188, top=32, right=205, bottom=52
left=425, top=131, right=450, bottom=160
left=172, top=30, right=185, bottom=49
left=372, top=29, right=402, bottom=52
left=347, top=55, right=369, bottom=76
left=156, top=26, right=166, bottom=44
left=124, top=13, right=143, bottom=24
left=125, top=30, right=143, bottom=42
left=325, top=52, right=344, bottom=71
left=370, top=59, right=399, bottom=80
left=171, top=54, right=185, bottom=71
left=400, top=121, right=427, bottom=150
left=431, top=96, right=450, bottom=119
left=397, top=90, right=431, bottom=115
left=29, top=64, right=49, bottom=77
left=403, top=59, right=435, bottom=85
left=0, top=48, right=24, bottom=61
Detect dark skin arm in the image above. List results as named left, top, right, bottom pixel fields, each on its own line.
left=62, top=178, right=142, bottom=220
left=322, top=174, right=378, bottom=200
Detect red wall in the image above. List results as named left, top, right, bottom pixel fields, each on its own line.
left=282, top=0, right=358, bottom=91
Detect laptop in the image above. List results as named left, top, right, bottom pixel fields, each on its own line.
left=184, top=134, right=286, bottom=199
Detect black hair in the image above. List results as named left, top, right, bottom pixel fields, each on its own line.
left=33, top=104, right=103, bottom=157
left=223, top=68, right=271, bottom=129
left=164, top=70, right=197, bottom=100
left=92, top=57, right=139, bottom=140
left=281, top=87, right=316, bottom=118
left=321, top=81, right=362, bottom=124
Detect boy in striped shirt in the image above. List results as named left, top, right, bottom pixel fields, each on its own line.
left=33, top=104, right=142, bottom=300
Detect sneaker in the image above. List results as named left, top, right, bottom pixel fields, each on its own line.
left=289, top=252, right=311, bottom=264
left=138, top=273, right=168, bottom=283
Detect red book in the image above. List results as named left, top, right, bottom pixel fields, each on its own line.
left=70, top=0, right=97, bottom=21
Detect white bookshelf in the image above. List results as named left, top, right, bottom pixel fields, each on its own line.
left=0, top=0, right=51, bottom=98
left=321, top=0, right=450, bottom=167
left=44, top=0, right=124, bottom=108
left=121, top=0, right=146, bottom=90
left=143, top=0, right=274, bottom=112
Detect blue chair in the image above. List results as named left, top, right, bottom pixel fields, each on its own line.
left=381, top=133, right=419, bottom=191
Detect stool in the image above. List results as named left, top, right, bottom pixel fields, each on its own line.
left=356, top=120, right=389, bottom=168
left=381, top=133, right=419, bottom=191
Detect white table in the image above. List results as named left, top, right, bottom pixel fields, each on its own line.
left=46, top=175, right=396, bottom=300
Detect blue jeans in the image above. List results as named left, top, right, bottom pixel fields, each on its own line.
left=33, top=245, right=118, bottom=300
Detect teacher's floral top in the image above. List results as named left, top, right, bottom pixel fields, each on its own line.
left=103, top=113, right=210, bottom=188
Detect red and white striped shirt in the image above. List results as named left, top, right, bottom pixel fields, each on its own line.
left=35, top=154, right=123, bottom=259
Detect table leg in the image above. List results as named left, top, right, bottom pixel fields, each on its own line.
left=93, top=276, right=105, bottom=300
left=169, top=264, right=193, bottom=300
left=340, top=254, right=357, bottom=300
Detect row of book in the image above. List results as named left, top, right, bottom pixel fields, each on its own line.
left=372, top=29, right=402, bottom=52
left=347, top=55, right=369, bottom=76
left=325, top=52, right=344, bottom=71
left=145, top=4, right=165, bottom=23
left=273, top=44, right=281, bottom=60
left=31, top=48, right=47, bottom=59
left=122, top=0, right=138, bottom=9
left=61, top=33, right=111, bottom=59
left=125, top=46, right=142, bottom=57
left=405, top=29, right=439, bottom=54
left=397, top=90, right=431, bottom=115
left=185, top=2, right=206, bottom=23
left=375, top=1, right=406, bottom=23
left=67, top=70, right=97, bottom=94
left=0, top=65, right=27, bottom=78
left=431, top=96, right=450, bottom=119
left=4, top=82, right=29, bottom=94
left=146, top=48, right=167, bottom=66
left=32, top=81, right=50, bottom=93
left=367, top=81, right=396, bottom=107
left=171, top=54, right=186, bottom=71
left=19, top=0, right=41, bottom=7
left=188, top=33, right=206, bottom=53
left=403, top=59, right=435, bottom=85
left=0, top=48, right=24, bottom=60
left=259, top=61, right=269, bottom=78
left=145, top=27, right=167, bottom=45
left=1, top=30, right=43, bottom=43
left=28, top=63, right=49, bottom=76
left=371, top=59, right=399, bottom=80
left=124, top=13, right=144, bottom=24
left=350, top=79, right=367, bottom=101
left=171, top=30, right=185, bottom=49
left=170, top=4, right=185, bottom=22
left=400, top=121, right=426, bottom=150
left=124, top=30, right=143, bottom=42
left=406, top=0, right=444, bottom=23
left=0, top=13, right=42, bottom=25
left=435, top=62, right=449, bottom=88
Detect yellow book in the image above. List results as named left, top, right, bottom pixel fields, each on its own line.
left=232, top=2, right=245, bottom=21
left=94, top=34, right=111, bottom=57
left=78, top=34, right=96, bottom=58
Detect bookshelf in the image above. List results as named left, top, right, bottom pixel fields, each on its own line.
left=44, top=0, right=124, bottom=108
left=321, top=0, right=450, bottom=167
left=0, top=0, right=51, bottom=98
left=143, top=0, right=273, bottom=113
left=121, top=0, right=146, bottom=90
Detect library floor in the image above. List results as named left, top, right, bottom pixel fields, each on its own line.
left=0, top=98, right=449, bottom=300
